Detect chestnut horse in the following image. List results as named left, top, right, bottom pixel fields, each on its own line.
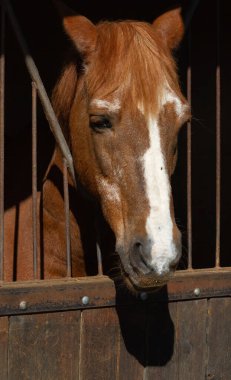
left=4, top=8, right=190, bottom=291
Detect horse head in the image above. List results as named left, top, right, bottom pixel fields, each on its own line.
left=53, top=8, right=191, bottom=291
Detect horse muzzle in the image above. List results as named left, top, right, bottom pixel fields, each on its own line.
left=117, top=237, right=181, bottom=291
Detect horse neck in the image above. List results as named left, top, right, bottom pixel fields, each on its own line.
left=41, top=146, right=98, bottom=277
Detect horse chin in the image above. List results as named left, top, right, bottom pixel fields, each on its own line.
left=120, top=264, right=171, bottom=294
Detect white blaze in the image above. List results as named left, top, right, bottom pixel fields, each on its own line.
left=139, top=88, right=185, bottom=275
left=91, top=99, right=121, bottom=112
left=142, top=115, right=177, bottom=275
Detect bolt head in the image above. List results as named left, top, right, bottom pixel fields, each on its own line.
left=194, top=288, right=200, bottom=296
left=140, top=292, right=148, bottom=301
left=19, top=301, right=27, bottom=310
left=82, top=296, right=89, bottom=305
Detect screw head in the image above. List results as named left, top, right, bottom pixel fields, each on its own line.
left=82, top=296, right=89, bottom=305
left=140, top=292, right=148, bottom=301
left=19, top=301, right=27, bottom=310
left=194, top=288, right=200, bottom=296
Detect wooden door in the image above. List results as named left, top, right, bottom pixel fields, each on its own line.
left=0, top=296, right=230, bottom=379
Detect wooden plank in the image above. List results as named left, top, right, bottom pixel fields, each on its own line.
left=145, top=299, right=207, bottom=379
left=177, top=299, right=207, bottom=379
left=207, top=298, right=231, bottom=379
left=117, top=304, right=146, bottom=379
left=79, top=308, right=120, bottom=380
left=166, top=269, right=231, bottom=301
left=0, top=316, right=9, bottom=380
left=0, top=270, right=231, bottom=316
left=145, top=302, right=178, bottom=379
left=8, top=311, right=81, bottom=380
left=0, top=276, right=117, bottom=316
left=0, top=269, right=231, bottom=315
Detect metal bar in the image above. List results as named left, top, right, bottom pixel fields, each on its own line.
left=0, top=4, right=5, bottom=281
left=215, top=0, right=221, bottom=268
left=187, top=31, right=192, bottom=269
left=94, top=209, right=103, bottom=275
left=96, top=243, right=103, bottom=276
left=32, top=82, right=38, bottom=279
left=2, top=0, right=76, bottom=187
left=63, top=159, right=71, bottom=277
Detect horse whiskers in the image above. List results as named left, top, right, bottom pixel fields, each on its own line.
left=107, top=264, right=136, bottom=294
left=191, top=116, right=210, bottom=132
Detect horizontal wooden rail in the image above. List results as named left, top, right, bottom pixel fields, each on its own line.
left=0, top=269, right=230, bottom=316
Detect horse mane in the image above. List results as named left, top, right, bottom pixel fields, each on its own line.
left=52, top=20, right=181, bottom=129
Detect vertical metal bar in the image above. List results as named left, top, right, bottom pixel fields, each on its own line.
left=32, top=82, right=38, bottom=278
left=215, top=0, right=221, bottom=268
left=187, top=30, right=193, bottom=270
left=96, top=243, right=103, bottom=276
left=63, top=159, right=71, bottom=277
left=0, top=4, right=5, bottom=281
left=94, top=208, right=103, bottom=275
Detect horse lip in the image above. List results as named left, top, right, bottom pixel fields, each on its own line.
left=117, top=251, right=172, bottom=291
left=121, top=262, right=169, bottom=291
left=124, top=273, right=168, bottom=293
left=128, top=272, right=168, bottom=289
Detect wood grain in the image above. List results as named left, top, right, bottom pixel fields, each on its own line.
left=79, top=308, right=120, bottom=380
left=145, top=299, right=208, bottom=379
left=177, top=299, right=207, bottom=380
left=1, top=294, right=230, bottom=380
left=207, top=298, right=231, bottom=380
left=8, top=311, right=81, bottom=380
left=0, top=317, right=9, bottom=380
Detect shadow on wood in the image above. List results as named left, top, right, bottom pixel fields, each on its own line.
left=115, top=286, right=175, bottom=368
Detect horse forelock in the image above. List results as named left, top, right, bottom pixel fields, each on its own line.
left=52, top=20, right=182, bottom=130
left=86, top=20, right=180, bottom=116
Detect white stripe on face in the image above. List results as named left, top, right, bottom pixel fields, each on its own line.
left=91, top=99, right=121, bottom=112
left=142, top=115, right=178, bottom=275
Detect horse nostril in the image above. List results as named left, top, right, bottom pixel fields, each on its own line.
left=130, top=240, right=153, bottom=275
left=135, top=241, right=142, bottom=249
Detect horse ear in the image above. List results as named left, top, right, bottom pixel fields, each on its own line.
left=63, top=15, right=97, bottom=57
left=53, top=0, right=97, bottom=57
left=152, top=7, right=184, bottom=50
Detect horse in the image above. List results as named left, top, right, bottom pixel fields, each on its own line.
left=4, top=7, right=190, bottom=292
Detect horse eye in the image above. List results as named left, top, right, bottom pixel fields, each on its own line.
left=89, top=116, right=112, bottom=131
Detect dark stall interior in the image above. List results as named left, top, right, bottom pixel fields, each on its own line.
left=4, top=0, right=231, bottom=269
